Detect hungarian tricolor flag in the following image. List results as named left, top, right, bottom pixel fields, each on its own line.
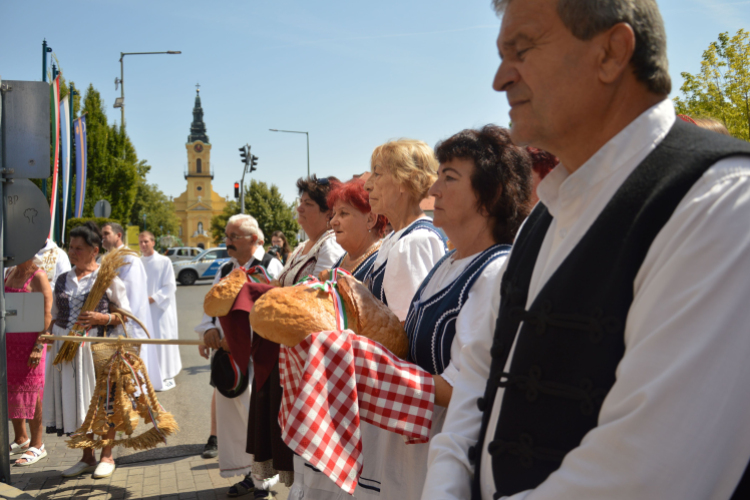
left=49, top=75, right=61, bottom=239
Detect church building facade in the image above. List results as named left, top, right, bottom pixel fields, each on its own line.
left=173, top=89, right=227, bottom=249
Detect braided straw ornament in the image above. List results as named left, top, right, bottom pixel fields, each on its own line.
left=67, top=345, right=178, bottom=450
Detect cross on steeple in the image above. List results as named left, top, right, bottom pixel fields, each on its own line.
left=195, top=83, right=201, bottom=93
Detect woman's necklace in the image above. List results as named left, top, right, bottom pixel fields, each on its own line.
left=344, top=240, right=381, bottom=272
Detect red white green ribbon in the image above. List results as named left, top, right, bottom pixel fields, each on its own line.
left=296, top=268, right=352, bottom=331
left=243, top=265, right=271, bottom=284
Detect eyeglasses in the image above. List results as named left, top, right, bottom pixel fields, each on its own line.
left=316, top=177, right=330, bottom=186
left=224, top=233, right=253, bottom=241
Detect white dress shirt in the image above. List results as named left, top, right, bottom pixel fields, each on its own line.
left=422, top=99, right=750, bottom=500
left=252, top=245, right=284, bottom=279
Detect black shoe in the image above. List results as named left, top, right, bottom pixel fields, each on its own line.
left=253, top=489, right=275, bottom=499
left=202, top=435, right=218, bottom=459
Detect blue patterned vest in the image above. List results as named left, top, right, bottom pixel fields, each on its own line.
left=404, top=244, right=510, bottom=374
left=333, top=250, right=380, bottom=282
left=365, top=218, right=445, bottom=305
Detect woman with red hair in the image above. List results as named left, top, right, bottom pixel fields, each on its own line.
left=326, top=179, right=388, bottom=281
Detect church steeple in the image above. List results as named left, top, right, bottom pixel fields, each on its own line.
left=188, top=86, right=209, bottom=143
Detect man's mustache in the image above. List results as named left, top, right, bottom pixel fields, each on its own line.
left=227, top=245, right=237, bottom=251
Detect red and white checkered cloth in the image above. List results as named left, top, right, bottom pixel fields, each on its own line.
left=278, top=329, right=435, bottom=494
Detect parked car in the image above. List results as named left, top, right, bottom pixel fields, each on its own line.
left=165, top=247, right=203, bottom=263
left=173, top=248, right=230, bottom=286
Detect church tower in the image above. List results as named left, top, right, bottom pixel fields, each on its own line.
left=173, top=88, right=227, bottom=249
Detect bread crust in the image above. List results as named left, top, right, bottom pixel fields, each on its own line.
left=203, top=268, right=248, bottom=317
left=250, top=275, right=409, bottom=359
left=336, top=274, right=409, bottom=359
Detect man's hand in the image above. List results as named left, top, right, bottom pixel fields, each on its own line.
left=198, top=344, right=210, bottom=359
left=204, top=328, right=222, bottom=350
left=148, top=297, right=155, bottom=304
left=220, top=338, right=231, bottom=352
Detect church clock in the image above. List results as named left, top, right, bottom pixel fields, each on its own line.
left=194, top=144, right=203, bottom=153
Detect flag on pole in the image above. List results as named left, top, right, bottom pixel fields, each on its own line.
left=74, top=115, right=87, bottom=218
left=60, top=95, right=71, bottom=240
left=49, top=76, right=61, bottom=238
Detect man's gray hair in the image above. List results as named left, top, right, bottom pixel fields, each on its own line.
left=493, top=0, right=670, bottom=95
left=227, top=214, right=260, bottom=238
left=256, top=228, right=265, bottom=245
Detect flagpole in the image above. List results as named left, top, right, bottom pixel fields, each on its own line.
left=42, top=40, right=52, bottom=199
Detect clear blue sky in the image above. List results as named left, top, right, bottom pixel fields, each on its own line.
left=2, top=0, right=749, bottom=204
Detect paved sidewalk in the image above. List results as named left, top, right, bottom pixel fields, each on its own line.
left=5, top=427, right=290, bottom=500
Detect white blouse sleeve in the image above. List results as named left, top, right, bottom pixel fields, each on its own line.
left=384, top=230, right=446, bottom=321
left=313, top=237, right=345, bottom=276
left=440, top=256, right=506, bottom=387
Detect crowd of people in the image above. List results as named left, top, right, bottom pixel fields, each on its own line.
left=7, top=0, right=750, bottom=498
left=5, top=223, right=182, bottom=478
left=194, top=0, right=750, bottom=499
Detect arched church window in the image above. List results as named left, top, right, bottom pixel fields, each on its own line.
left=196, top=158, right=202, bottom=173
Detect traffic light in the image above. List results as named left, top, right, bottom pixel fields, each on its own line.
left=250, top=155, right=259, bottom=172
left=234, top=182, right=240, bottom=199
left=239, top=146, right=248, bottom=165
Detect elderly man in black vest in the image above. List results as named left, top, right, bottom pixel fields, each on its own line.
left=421, top=1, right=750, bottom=499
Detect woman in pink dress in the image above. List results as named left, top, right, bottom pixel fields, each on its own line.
left=5, top=256, right=53, bottom=466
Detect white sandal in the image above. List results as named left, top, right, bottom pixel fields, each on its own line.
left=14, top=445, right=46, bottom=466
left=9, top=439, right=30, bottom=456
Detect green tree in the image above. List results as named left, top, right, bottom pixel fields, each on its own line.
left=211, top=179, right=299, bottom=247
left=674, top=29, right=750, bottom=141
left=81, top=85, right=139, bottom=221
left=130, top=160, right=181, bottom=239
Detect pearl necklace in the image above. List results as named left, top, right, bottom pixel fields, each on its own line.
left=343, top=240, right=381, bottom=273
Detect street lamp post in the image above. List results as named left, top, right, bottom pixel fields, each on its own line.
left=115, top=51, right=181, bottom=133
left=269, top=129, right=309, bottom=177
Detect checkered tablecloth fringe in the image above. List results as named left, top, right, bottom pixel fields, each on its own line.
left=278, top=330, right=435, bottom=494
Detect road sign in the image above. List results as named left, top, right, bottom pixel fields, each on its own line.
left=2, top=179, right=50, bottom=266
left=0, top=81, right=50, bottom=179
left=94, top=199, right=111, bottom=218
left=4, top=292, right=44, bottom=333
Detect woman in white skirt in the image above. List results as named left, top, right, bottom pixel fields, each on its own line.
left=43, top=222, right=132, bottom=480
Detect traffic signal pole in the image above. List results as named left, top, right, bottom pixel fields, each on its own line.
left=238, top=144, right=259, bottom=215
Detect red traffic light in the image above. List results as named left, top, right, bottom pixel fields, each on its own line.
left=234, top=182, right=240, bottom=199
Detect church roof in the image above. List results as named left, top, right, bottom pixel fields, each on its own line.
left=188, top=89, right=209, bottom=143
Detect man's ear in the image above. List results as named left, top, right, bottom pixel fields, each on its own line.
left=596, top=22, right=636, bottom=85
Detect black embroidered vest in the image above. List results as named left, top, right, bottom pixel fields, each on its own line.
left=470, top=120, right=750, bottom=499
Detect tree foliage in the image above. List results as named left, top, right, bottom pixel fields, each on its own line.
left=81, top=85, right=140, bottom=221
left=674, top=29, right=750, bottom=141
left=211, top=179, right=299, bottom=248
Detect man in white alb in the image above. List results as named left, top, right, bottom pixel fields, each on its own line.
left=101, top=222, right=164, bottom=392
left=422, top=1, right=750, bottom=499
left=139, top=231, right=182, bottom=391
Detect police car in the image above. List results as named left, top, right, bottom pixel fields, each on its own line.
left=173, top=247, right=230, bottom=286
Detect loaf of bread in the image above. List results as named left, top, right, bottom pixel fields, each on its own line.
left=249, top=275, right=409, bottom=359
left=250, top=284, right=357, bottom=347
left=336, top=274, right=408, bottom=359
left=204, top=268, right=248, bottom=317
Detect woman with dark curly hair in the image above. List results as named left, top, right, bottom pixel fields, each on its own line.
left=371, top=125, right=531, bottom=499
left=276, top=175, right=345, bottom=286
